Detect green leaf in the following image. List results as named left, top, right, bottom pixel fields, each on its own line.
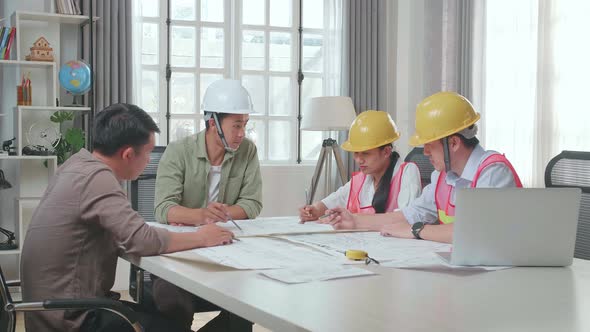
left=65, top=128, right=85, bottom=153
left=50, top=111, right=75, bottom=123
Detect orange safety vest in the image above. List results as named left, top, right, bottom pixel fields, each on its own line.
left=435, top=153, right=523, bottom=224
left=347, top=162, right=415, bottom=214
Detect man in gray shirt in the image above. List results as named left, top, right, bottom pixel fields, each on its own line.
left=21, top=103, right=235, bottom=332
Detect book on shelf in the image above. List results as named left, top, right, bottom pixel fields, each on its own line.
left=0, top=27, right=16, bottom=60
left=55, top=0, right=82, bottom=15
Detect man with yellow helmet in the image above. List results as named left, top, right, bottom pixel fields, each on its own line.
left=322, top=92, right=522, bottom=243
left=300, top=110, right=422, bottom=221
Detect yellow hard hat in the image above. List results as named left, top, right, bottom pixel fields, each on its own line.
left=409, top=91, right=480, bottom=146
left=341, top=110, right=401, bottom=152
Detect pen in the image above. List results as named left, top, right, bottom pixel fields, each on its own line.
left=318, top=212, right=335, bottom=219
left=227, top=214, right=243, bottom=231
left=305, top=189, right=309, bottom=205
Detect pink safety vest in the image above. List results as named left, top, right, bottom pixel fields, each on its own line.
left=435, top=153, right=523, bottom=224
left=347, top=162, right=415, bottom=214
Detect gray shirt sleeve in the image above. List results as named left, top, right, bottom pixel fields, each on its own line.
left=80, top=169, right=169, bottom=255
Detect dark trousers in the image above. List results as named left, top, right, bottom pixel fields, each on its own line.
left=80, top=300, right=192, bottom=332
left=152, top=276, right=253, bottom=332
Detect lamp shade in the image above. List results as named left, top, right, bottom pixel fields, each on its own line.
left=301, top=96, right=357, bottom=131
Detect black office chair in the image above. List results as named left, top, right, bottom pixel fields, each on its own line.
left=0, top=265, right=143, bottom=332
left=545, top=150, right=590, bottom=260
left=404, top=147, right=434, bottom=188
left=128, top=146, right=166, bottom=306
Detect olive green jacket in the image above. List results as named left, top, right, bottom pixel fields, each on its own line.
left=154, top=130, right=262, bottom=223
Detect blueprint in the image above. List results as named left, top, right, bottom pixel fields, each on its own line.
left=149, top=222, right=198, bottom=233
left=279, top=232, right=452, bottom=262
left=218, top=216, right=334, bottom=236
left=149, top=217, right=334, bottom=236
left=164, top=237, right=347, bottom=270
left=381, top=252, right=511, bottom=271
left=260, top=264, right=375, bottom=284
left=153, top=219, right=508, bottom=273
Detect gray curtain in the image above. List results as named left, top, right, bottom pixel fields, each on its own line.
left=81, top=0, right=133, bottom=113
left=341, top=0, right=385, bottom=177
left=423, top=0, right=473, bottom=99
left=341, top=0, right=473, bottom=177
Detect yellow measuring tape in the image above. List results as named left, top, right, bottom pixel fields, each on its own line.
left=345, top=250, right=369, bottom=260
left=345, top=250, right=380, bottom=264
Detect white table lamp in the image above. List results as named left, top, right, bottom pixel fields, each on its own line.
left=301, top=96, right=357, bottom=204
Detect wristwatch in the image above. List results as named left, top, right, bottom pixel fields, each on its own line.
left=411, top=222, right=425, bottom=240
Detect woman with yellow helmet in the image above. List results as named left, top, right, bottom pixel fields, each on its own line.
left=321, top=92, right=522, bottom=243
left=299, top=110, right=422, bottom=222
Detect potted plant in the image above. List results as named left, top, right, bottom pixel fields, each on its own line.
left=50, top=111, right=85, bottom=164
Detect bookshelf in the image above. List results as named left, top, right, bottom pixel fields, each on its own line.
left=0, top=10, right=97, bottom=280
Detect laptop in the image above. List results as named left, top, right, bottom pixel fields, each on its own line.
left=439, top=188, right=581, bottom=266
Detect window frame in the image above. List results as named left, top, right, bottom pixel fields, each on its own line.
left=133, top=0, right=332, bottom=164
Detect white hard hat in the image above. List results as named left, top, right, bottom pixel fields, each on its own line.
left=201, top=79, right=254, bottom=114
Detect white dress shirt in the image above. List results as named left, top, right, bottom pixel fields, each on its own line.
left=401, top=144, right=518, bottom=225
left=322, top=161, right=422, bottom=210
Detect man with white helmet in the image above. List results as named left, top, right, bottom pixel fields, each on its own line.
left=154, top=79, right=262, bottom=226
left=153, top=79, right=261, bottom=330
left=322, top=92, right=522, bottom=243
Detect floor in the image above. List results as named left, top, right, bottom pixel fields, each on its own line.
left=15, top=290, right=271, bottom=332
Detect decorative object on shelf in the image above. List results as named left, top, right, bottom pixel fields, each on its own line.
left=0, top=227, right=17, bottom=250
left=22, top=121, right=60, bottom=156
left=49, top=111, right=85, bottom=164
left=24, top=36, right=54, bottom=62
left=0, top=170, right=17, bottom=251
left=1, top=137, right=16, bottom=155
left=0, top=169, right=12, bottom=190
left=59, top=60, right=91, bottom=106
left=16, top=73, right=32, bottom=106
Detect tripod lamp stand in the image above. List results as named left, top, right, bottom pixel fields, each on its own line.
left=301, top=96, right=357, bottom=204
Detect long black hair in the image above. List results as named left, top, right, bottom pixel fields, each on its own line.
left=371, top=145, right=400, bottom=213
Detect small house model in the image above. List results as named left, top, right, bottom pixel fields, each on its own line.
left=25, top=37, right=54, bottom=62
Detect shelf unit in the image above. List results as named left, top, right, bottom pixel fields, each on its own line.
left=0, top=10, right=97, bottom=280
left=15, top=105, right=91, bottom=156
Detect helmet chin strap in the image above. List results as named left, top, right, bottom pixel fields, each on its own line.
left=442, top=137, right=451, bottom=172
left=211, top=112, right=236, bottom=152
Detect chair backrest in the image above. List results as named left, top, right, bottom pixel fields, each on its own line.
left=129, top=146, right=166, bottom=223
left=404, top=147, right=434, bottom=188
left=545, top=150, right=590, bottom=260
left=128, top=146, right=166, bottom=304
left=0, top=265, right=16, bottom=332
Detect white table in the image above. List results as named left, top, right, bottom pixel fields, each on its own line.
left=126, top=253, right=590, bottom=332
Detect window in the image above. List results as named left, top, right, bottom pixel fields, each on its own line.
left=133, top=0, right=228, bottom=145
left=132, top=0, right=340, bottom=163
left=479, top=0, right=590, bottom=186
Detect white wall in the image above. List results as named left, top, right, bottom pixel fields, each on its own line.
left=259, top=164, right=327, bottom=217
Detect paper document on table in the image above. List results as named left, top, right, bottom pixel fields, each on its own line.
left=381, top=252, right=511, bottom=271
left=165, top=237, right=345, bottom=270
left=280, top=232, right=452, bottom=262
left=260, top=264, right=375, bottom=284
left=149, top=222, right=198, bottom=233
left=219, top=216, right=334, bottom=236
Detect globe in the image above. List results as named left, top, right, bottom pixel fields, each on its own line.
left=58, top=60, right=91, bottom=95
